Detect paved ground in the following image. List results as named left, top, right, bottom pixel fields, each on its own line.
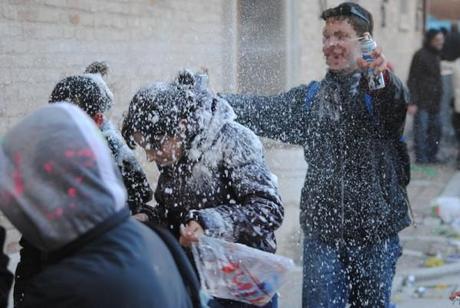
left=393, top=274, right=460, bottom=308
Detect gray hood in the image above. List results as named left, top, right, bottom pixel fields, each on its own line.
left=188, top=97, right=236, bottom=162
left=0, top=103, right=127, bottom=251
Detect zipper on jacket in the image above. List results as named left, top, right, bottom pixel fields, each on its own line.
left=339, top=103, right=345, bottom=246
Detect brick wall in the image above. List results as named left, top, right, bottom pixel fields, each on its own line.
left=0, top=0, right=235, bottom=253
left=0, top=0, right=234, bottom=133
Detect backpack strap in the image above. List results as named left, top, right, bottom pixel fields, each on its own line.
left=364, top=93, right=381, bottom=128
left=364, top=93, right=373, bottom=115
left=144, top=222, right=202, bottom=308
left=304, top=81, right=321, bottom=111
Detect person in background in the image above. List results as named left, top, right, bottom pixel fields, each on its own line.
left=0, top=103, right=192, bottom=308
left=408, top=29, right=445, bottom=164
left=442, top=24, right=460, bottom=61
left=449, top=56, right=460, bottom=169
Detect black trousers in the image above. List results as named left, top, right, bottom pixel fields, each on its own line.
left=452, top=111, right=460, bottom=145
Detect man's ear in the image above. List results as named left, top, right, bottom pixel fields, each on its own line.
left=93, top=112, right=104, bottom=128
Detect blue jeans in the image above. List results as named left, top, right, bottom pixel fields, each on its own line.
left=302, top=235, right=401, bottom=308
left=414, top=110, right=441, bottom=163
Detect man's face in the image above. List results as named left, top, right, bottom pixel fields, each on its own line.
left=322, top=18, right=362, bottom=73
left=132, top=132, right=184, bottom=167
left=431, top=33, right=445, bottom=51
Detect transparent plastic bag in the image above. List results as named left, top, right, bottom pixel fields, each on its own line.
left=191, top=236, right=294, bottom=306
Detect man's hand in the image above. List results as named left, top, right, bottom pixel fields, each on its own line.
left=407, top=104, right=418, bottom=115
left=179, top=221, right=204, bottom=247
left=357, top=46, right=388, bottom=74
left=133, top=213, right=149, bottom=222
left=450, top=290, right=460, bottom=301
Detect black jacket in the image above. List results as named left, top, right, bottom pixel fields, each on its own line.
left=223, top=70, right=411, bottom=244
left=13, top=121, right=156, bottom=305
left=18, top=211, right=192, bottom=308
left=0, top=227, right=13, bottom=308
left=101, top=121, right=155, bottom=218
left=151, top=100, right=284, bottom=253
left=442, top=31, right=460, bottom=61
left=408, top=47, right=443, bottom=113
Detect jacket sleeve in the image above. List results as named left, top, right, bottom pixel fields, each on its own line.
left=190, top=126, right=284, bottom=244
left=0, top=227, right=13, bottom=308
left=103, top=128, right=154, bottom=216
left=145, top=205, right=169, bottom=226
left=373, top=70, right=409, bottom=138
left=221, top=85, right=309, bottom=145
left=148, top=189, right=169, bottom=226
left=119, top=160, right=154, bottom=215
left=374, top=70, right=411, bottom=186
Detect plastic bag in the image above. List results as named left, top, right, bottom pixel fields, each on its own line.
left=191, top=236, right=294, bottom=306
left=432, top=197, right=460, bottom=224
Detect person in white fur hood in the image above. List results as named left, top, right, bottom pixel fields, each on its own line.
left=122, top=69, right=284, bottom=308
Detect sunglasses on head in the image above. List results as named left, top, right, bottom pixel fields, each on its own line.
left=321, top=3, right=370, bottom=25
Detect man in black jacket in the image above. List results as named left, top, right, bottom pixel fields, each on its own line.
left=0, top=103, right=192, bottom=308
left=222, top=2, right=410, bottom=307
left=408, top=29, right=445, bottom=163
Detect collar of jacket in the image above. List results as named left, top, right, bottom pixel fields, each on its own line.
left=424, top=45, right=441, bottom=55
left=326, top=69, right=361, bottom=83
left=325, top=70, right=362, bottom=97
left=45, top=208, right=130, bottom=264
left=178, top=97, right=218, bottom=161
left=187, top=97, right=234, bottom=163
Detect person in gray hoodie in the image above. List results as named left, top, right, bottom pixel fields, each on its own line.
left=0, top=103, right=192, bottom=308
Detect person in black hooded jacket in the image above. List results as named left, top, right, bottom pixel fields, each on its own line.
left=13, top=62, right=156, bottom=306
left=49, top=61, right=155, bottom=218
left=221, top=2, right=410, bottom=307
left=408, top=29, right=445, bottom=163
left=122, top=70, right=284, bottom=308
left=0, top=103, right=192, bottom=308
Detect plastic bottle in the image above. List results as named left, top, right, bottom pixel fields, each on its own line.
left=360, top=34, right=385, bottom=90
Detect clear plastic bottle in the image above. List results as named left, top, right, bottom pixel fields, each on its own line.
left=360, top=34, right=385, bottom=90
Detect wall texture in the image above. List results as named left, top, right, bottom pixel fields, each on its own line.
left=0, top=0, right=235, bottom=253
left=0, top=0, right=235, bottom=136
